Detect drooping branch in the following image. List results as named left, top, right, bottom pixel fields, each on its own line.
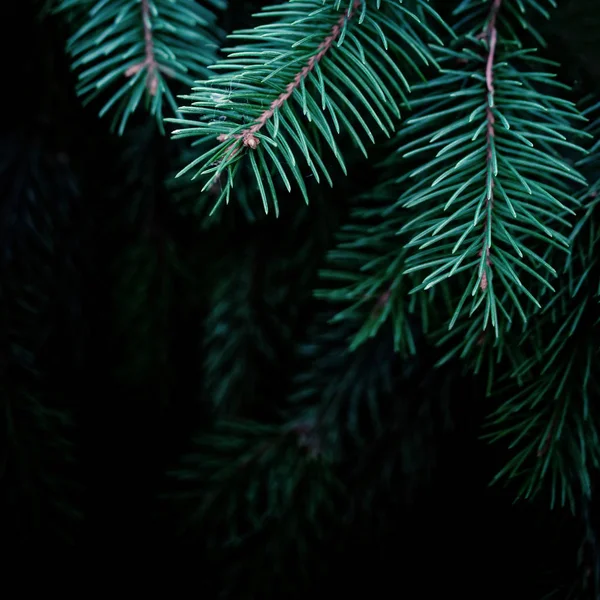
left=172, top=0, right=439, bottom=211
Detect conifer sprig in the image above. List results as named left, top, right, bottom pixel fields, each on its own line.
left=170, top=0, right=445, bottom=216
left=383, top=0, right=588, bottom=336
left=56, top=0, right=224, bottom=134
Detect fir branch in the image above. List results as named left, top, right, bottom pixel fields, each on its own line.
left=217, top=0, right=364, bottom=152
left=479, top=0, right=501, bottom=297
left=55, top=0, right=225, bottom=134
left=384, top=0, right=588, bottom=336
left=170, top=0, right=445, bottom=215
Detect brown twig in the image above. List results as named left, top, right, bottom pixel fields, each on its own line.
left=485, top=0, right=502, bottom=96
left=217, top=0, right=362, bottom=151
left=480, top=0, right=502, bottom=291
left=125, top=0, right=159, bottom=95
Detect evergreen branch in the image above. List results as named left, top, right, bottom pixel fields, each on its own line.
left=423, top=89, right=600, bottom=386
left=169, top=0, right=445, bottom=215
left=55, top=0, right=224, bottom=134
left=318, top=1, right=590, bottom=361
left=386, top=1, right=588, bottom=335
left=484, top=370, right=600, bottom=512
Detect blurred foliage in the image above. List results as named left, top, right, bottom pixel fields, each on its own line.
left=288, top=310, right=455, bottom=511
left=0, top=133, right=83, bottom=545
left=167, top=418, right=346, bottom=592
